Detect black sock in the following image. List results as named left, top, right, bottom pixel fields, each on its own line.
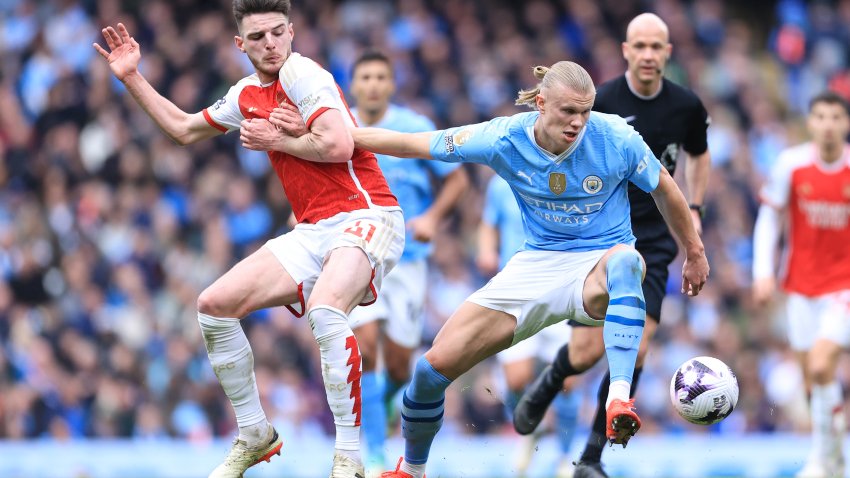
left=580, top=367, right=643, bottom=463
left=541, top=343, right=582, bottom=393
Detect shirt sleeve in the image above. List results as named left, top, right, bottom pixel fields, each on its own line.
left=621, top=124, right=662, bottom=192
left=760, top=150, right=794, bottom=208
left=683, top=97, right=710, bottom=156
left=410, top=114, right=460, bottom=177
left=429, top=117, right=509, bottom=166
left=203, top=83, right=245, bottom=133
left=279, top=54, right=345, bottom=128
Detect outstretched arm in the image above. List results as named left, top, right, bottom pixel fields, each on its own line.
left=685, top=150, right=711, bottom=235
left=92, top=23, right=219, bottom=145
left=245, top=107, right=353, bottom=163
left=650, top=168, right=710, bottom=296
left=351, top=127, right=435, bottom=159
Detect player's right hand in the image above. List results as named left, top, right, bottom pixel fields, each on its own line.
left=93, top=23, right=141, bottom=81
left=681, top=250, right=709, bottom=296
left=269, top=103, right=308, bottom=137
left=752, top=276, right=776, bottom=306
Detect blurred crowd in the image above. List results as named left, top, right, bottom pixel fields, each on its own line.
left=1, top=0, right=850, bottom=447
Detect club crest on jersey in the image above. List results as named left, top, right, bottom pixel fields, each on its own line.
left=549, top=172, right=567, bottom=195
left=582, top=175, right=603, bottom=194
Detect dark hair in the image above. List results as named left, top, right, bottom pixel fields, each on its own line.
left=232, top=0, right=291, bottom=24
left=350, top=51, right=393, bottom=79
left=809, top=90, right=850, bottom=115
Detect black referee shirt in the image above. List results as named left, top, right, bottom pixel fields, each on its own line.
left=593, top=75, right=709, bottom=241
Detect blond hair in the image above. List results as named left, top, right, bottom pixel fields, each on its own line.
left=515, top=61, right=596, bottom=109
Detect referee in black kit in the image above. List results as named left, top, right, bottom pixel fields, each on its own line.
left=512, top=12, right=712, bottom=478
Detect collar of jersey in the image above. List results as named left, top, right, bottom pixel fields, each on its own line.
left=625, top=72, right=663, bottom=100
left=525, top=123, right=586, bottom=164
left=811, top=143, right=850, bottom=173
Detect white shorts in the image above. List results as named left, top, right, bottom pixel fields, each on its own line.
left=348, top=259, right=427, bottom=348
left=264, top=209, right=405, bottom=318
left=787, top=290, right=850, bottom=351
left=496, top=319, right=572, bottom=364
left=467, top=249, right=606, bottom=347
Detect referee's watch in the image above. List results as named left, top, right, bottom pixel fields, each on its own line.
left=689, top=203, right=706, bottom=218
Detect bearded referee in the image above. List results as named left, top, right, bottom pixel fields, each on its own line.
left=513, top=12, right=711, bottom=478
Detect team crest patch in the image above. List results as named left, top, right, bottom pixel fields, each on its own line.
left=453, top=129, right=473, bottom=146
left=549, top=172, right=567, bottom=195
left=582, top=175, right=603, bottom=194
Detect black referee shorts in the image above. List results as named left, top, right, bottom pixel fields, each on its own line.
left=569, top=233, right=678, bottom=327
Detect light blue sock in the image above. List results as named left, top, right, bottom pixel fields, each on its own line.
left=401, top=356, right=451, bottom=465
left=553, top=390, right=580, bottom=454
left=361, top=371, right=386, bottom=465
left=602, top=250, right=646, bottom=385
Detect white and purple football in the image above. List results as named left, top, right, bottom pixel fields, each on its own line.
left=670, top=356, right=739, bottom=425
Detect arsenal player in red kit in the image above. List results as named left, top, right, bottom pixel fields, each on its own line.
left=754, top=90, right=850, bottom=478
left=93, top=1, right=402, bottom=477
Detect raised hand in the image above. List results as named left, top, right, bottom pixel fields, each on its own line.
left=93, top=23, right=141, bottom=81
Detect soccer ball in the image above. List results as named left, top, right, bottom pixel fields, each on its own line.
left=669, top=356, right=739, bottom=425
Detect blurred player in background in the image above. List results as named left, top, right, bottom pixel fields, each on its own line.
left=478, top=175, right=580, bottom=478
left=297, top=60, right=709, bottom=478
left=513, top=14, right=711, bottom=477
left=344, top=51, right=468, bottom=477
left=93, top=1, right=405, bottom=477
left=753, top=91, right=850, bottom=478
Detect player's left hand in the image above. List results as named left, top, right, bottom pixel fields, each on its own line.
left=681, top=250, right=709, bottom=296
left=407, top=213, right=439, bottom=242
left=240, top=118, right=286, bottom=151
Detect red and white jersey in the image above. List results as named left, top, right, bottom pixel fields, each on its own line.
left=760, top=142, right=850, bottom=296
left=203, top=52, right=399, bottom=224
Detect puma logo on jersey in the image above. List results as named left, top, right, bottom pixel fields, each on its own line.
left=517, top=171, right=534, bottom=185
left=248, top=106, right=257, bottom=113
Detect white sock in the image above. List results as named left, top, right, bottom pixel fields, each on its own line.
left=198, top=313, right=266, bottom=438
left=606, top=379, right=632, bottom=409
left=307, top=306, right=362, bottom=454
left=239, top=422, right=271, bottom=447
left=400, top=460, right=426, bottom=478
left=811, top=382, right=844, bottom=460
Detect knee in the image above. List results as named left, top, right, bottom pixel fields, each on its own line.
left=422, top=350, right=453, bottom=380
left=305, top=290, right=348, bottom=313
left=808, top=354, right=834, bottom=384
left=197, top=287, right=237, bottom=318
left=606, top=248, right=645, bottom=281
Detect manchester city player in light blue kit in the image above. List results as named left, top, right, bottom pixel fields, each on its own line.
left=344, top=52, right=469, bottom=476
left=273, top=60, right=708, bottom=478
left=479, top=175, right=581, bottom=477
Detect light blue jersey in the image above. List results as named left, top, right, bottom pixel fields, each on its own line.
left=482, top=175, right=525, bottom=269
left=354, top=104, right=459, bottom=262
left=431, top=111, right=662, bottom=252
